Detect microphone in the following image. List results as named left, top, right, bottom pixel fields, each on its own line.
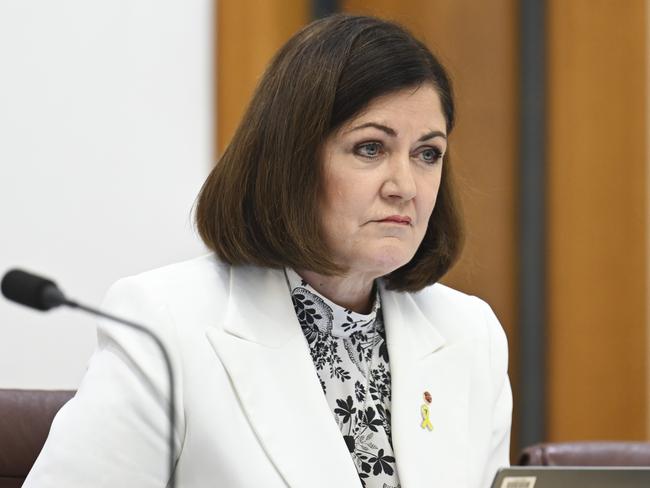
left=1, top=270, right=68, bottom=310
left=1, top=269, right=177, bottom=488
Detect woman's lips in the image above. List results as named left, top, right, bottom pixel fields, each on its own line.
left=377, top=215, right=412, bottom=225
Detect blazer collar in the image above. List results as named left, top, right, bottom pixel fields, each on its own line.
left=207, top=265, right=362, bottom=488
left=381, top=282, right=472, bottom=487
left=221, top=265, right=300, bottom=347
left=378, top=281, right=447, bottom=359
left=208, top=265, right=468, bottom=488
left=222, top=266, right=449, bottom=354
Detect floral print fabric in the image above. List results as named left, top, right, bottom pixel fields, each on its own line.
left=286, top=269, right=401, bottom=488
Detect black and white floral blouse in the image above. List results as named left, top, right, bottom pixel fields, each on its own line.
left=286, top=269, right=402, bottom=488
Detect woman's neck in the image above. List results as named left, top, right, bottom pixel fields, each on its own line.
left=296, top=269, right=377, bottom=314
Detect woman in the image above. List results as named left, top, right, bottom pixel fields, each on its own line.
left=24, top=14, right=511, bottom=488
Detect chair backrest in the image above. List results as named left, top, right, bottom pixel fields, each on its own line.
left=518, top=442, right=650, bottom=467
left=0, top=389, right=74, bottom=488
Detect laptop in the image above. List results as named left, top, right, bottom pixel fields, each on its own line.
left=491, top=466, right=650, bottom=488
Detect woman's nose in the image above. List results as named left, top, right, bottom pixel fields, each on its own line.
left=381, top=155, right=417, bottom=201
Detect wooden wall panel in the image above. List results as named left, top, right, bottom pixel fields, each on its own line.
left=343, top=0, right=520, bottom=455
left=647, top=0, right=650, bottom=439
left=217, top=0, right=309, bottom=153
left=547, top=0, right=649, bottom=441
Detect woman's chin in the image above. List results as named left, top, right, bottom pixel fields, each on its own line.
left=349, top=247, right=415, bottom=278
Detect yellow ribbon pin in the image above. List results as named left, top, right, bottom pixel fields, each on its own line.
left=420, top=404, right=433, bottom=430
left=420, top=390, right=433, bottom=431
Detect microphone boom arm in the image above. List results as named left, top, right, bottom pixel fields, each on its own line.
left=65, top=299, right=177, bottom=488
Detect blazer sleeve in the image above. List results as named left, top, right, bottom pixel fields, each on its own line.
left=23, top=277, right=185, bottom=488
left=478, top=299, right=513, bottom=488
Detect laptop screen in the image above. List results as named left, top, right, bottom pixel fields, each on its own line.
left=492, top=467, right=650, bottom=488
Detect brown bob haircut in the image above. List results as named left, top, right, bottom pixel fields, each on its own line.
left=196, top=14, right=464, bottom=292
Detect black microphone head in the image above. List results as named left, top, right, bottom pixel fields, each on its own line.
left=1, top=269, right=67, bottom=311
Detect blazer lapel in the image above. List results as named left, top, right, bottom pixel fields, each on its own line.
left=206, top=265, right=361, bottom=488
left=382, top=284, right=472, bottom=488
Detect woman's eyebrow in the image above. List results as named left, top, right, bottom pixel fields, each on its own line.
left=418, top=130, right=447, bottom=142
left=345, top=122, right=447, bottom=141
left=345, top=122, right=397, bottom=136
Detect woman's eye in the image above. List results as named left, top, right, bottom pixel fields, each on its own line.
left=418, top=147, right=443, bottom=164
left=355, top=142, right=383, bottom=159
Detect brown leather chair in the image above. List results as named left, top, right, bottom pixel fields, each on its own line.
left=518, top=441, right=650, bottom=467
left=0, top=389, right=74, bottom=488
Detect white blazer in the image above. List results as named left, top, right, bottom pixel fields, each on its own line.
left=24, top=254, right=512, bottom=488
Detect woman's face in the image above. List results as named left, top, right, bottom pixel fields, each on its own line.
left=319, top=84, right=447, bottom=279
